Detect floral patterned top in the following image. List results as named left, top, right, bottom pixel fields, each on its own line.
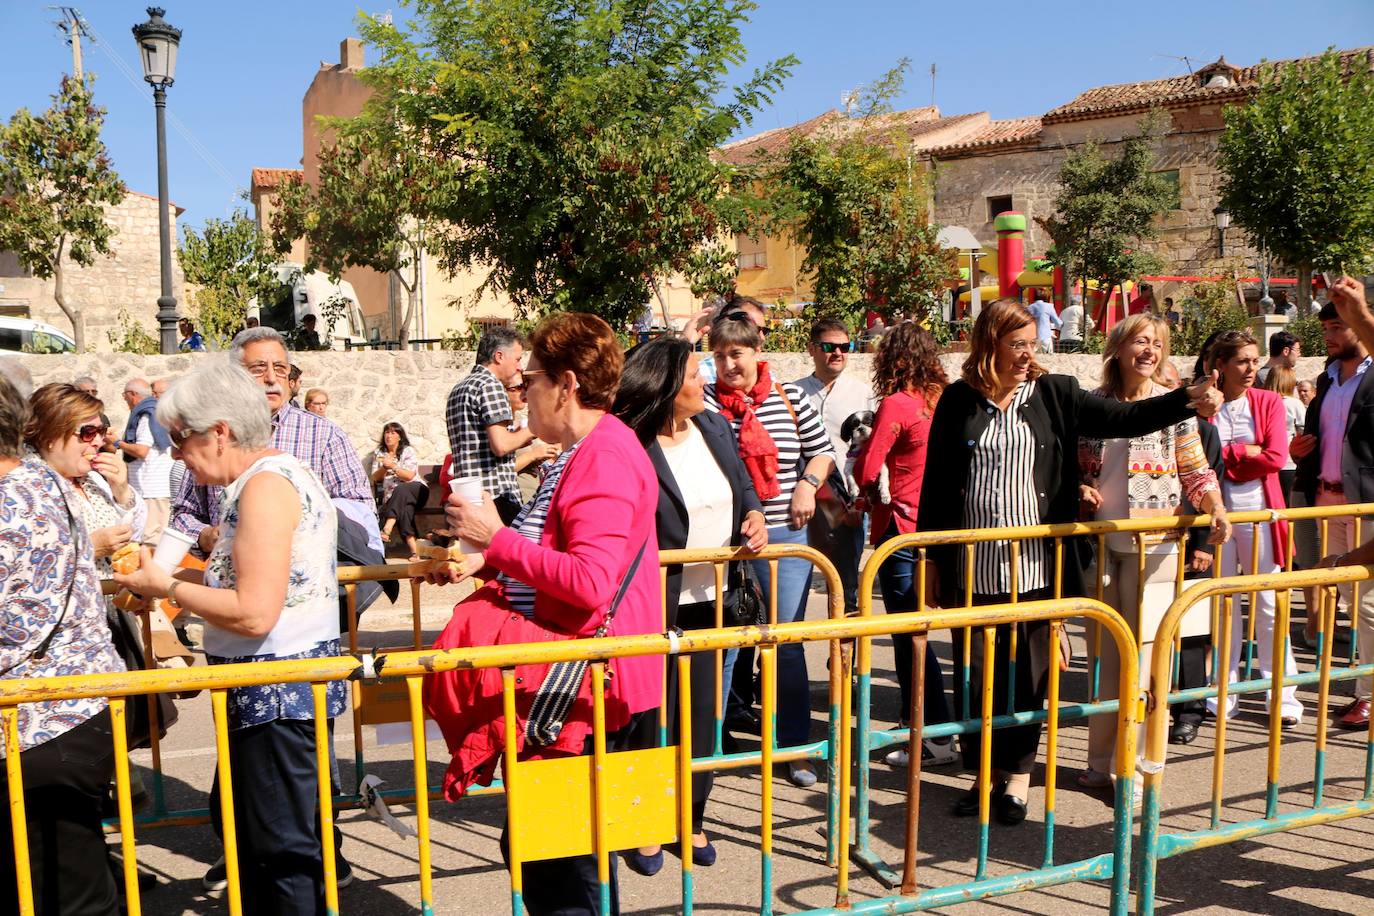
left=0, top=459, right=125, bottom=753
left=201, top=453, right=345, bottom=730
left=374, top=445, right=421, bottom=503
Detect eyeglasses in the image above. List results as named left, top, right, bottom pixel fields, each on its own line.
left=1004, top=339, right=1036, bottom=353
left=245, top=360, right=291, bottom=379
left=75, top=423, right=106, bottom=443
left=308, top=400, right=329, bottom=408
left=506, top=383, right=526, bottom=393
left=817, top=341, right=853, bottom=354
left=170, top=427, right=202, bottom=445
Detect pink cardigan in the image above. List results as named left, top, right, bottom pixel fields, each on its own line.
left=483, top=412, right=663, bottom=723
left=1208, top=387, right=1290, bottom=560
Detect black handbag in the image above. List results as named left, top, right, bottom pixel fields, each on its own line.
left=723, top=563, right=766, bottom=628
left=105, top=606, right=179, bottom=750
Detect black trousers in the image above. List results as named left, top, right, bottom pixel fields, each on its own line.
left=0, top=709, right=119, bottom=916
left=953, top=588, right=1054, bottom=776
left=627, top=598, right=720, bottom=834
left=502, top=717, right=640, bottom=916
left=495, top=492, right=523, bottom=526
left=1173, top=636, right=1211, bottom=727
left=381, top=480, right=429, bottom=540
left=209, top=719, right=332, bottom=916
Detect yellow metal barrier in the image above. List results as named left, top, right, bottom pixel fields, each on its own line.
left=1138, top=563, right=1374, bottom=913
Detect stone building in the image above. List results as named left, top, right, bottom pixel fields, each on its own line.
left=722, top=47, right=1374, bottom=310
left=0, top=189, right=185, bottom=351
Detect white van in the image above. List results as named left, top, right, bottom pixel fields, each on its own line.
left=0, top=317, right=77, bottom=354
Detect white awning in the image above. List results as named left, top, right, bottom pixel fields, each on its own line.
left=936, top=225, right=984, bottom=251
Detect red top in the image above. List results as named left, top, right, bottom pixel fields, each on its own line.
left=854, top=389, right=937, bottom=546
left=1207, top=386, right=1291, bottom=560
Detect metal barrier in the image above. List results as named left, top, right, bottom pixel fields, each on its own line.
left=850, top=503, right=1374, bottom=894
left=1138, top=564, right=1374, bottom=914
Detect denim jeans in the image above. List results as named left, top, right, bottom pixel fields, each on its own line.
left=724, top=524, right=815, bottom=748
left=875, top=525, right=952, bottom=728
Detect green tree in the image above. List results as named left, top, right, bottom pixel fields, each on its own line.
left=270, top=123, right=437, bottom=348
left=1172, top=278, right=1251, bottom=356
left=762, top=60, right=957, bottom=335
left=1038, top=115, right=1175, bottom=326
left=357, top=0, right=794, bottom=330
left=0, top=75, right=125, bottom=352
left=178, top=209, right=281, bottom=349
left=1217, top=48, right=1374, bottom=307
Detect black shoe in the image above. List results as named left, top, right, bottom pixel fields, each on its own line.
left=953, top=782, right=1005, bottom=817
left=725, top=708, right=761, bottom=735
left=1168, top=721, right=1199, bottom=745
left=996, top=792, right=1028, bottom=826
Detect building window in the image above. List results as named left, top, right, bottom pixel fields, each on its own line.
left=1155, top=169, right=1182, bottom=210
left=986, top=195, right=1014, bottom=221
left=0, top=302, right=30, bottom=318
left=736, top=234, right=768, bottom=271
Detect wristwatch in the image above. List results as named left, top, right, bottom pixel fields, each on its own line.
left=801, top=472, right=822, bottom=489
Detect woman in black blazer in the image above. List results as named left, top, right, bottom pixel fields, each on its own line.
left=917, top=299, right=1221, bottom=824
left=612, top=335, right=768, bottom=873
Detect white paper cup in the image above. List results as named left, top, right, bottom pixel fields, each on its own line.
left=152, top=528, right=196, bottom=572
left=448, top=476, right=484, bottom=506
left=447, top=477, right=486, bottom=554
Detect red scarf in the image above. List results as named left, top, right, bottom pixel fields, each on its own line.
left=713, top=360, right=781, bottom=501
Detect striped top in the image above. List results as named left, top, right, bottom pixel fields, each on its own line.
left=500, top=440, right=583, bottom=616
left=705, top=381, right=836, bottom=527
left=962, top=380, right=1048, bottom=596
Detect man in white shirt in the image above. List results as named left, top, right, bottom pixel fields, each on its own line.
left=1059, top=294, right=1093, bottom=352
left=793, top=318, right=876, bottom=613
left=115, top=377, right=174, bottom=545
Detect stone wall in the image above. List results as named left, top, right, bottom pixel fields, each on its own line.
left=0, top=192, right=186, bottom=351
left=14, top=349, right=1332, bottom=472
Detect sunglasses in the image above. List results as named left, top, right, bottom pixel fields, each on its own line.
left=506, top=383, right=526, bottom=393
left=716, top=311, right=767, bottom=334
left=817, top=341, right=853, bottom=354
left=75, top=423, right=106, bottom=443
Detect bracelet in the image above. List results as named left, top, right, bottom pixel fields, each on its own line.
left=166, top=579, right=184, bottom=609
left=1331, top=552, right=1349, bottom=569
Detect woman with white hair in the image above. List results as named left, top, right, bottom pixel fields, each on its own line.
left=116, top=356, right=343, bottom=912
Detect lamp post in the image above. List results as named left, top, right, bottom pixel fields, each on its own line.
left=132, top=7, right=182, bottom=354
left=1213, top=206, right=1231, bottom=259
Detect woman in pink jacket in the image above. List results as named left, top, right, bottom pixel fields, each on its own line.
left=1205, top=329, right=1302, bottom=725
left=435, top=313, right=662, bottom=916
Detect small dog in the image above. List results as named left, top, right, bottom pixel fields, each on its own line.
left=840, top=410, right=889, bottom=506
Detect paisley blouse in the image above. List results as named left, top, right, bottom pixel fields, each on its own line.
left=0, top=459, right=125, bottom=753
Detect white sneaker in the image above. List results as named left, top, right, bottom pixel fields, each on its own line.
left=885, top=738, right=959, bottom=768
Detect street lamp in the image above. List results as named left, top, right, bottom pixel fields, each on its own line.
left=1213, top=206, right=1231, bottom=259
left=132, top=7, right=182, bottom=354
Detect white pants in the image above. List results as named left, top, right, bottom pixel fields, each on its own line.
left=1208, top=521, right=1302, bottom=720
left=1316, top=492, right=1374, bottom=700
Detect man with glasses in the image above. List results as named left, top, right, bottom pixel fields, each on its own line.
left=445, top=326, right=532, bottom=524
left=169, top=326, right=379, bottom=891
left=794, top=318, right=875, bottom=613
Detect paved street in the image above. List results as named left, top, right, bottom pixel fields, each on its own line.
left=120, top=572, right=1374, bottom=914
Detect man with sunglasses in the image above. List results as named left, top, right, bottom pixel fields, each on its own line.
left=794, top=318, right=875, bottom=614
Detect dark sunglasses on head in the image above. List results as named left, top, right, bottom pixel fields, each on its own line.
left=817, top=341, right=853, bottom=354
left=715, top=310, right=767, bottom=334
left=75, top=423, right=106, bottom=443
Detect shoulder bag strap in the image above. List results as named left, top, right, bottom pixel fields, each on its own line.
left=591, top=539, right=648, bottom=638
left=773, top=383, right=801, bottom=436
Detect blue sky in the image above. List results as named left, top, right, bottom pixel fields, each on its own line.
left=2, top=1, right=1371, bottom=233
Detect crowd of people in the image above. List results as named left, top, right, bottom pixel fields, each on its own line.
left=0, top=275, right=1371, bottom=915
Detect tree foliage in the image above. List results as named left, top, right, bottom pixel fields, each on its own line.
left=1171, top=278, right=1251, bottom=356
left=0, top=75, right=125, bottom=352
left=178, top=209, right=281, bottom=349
left=761, top=59, right=957, bottom=334
left=270, top=121, right=442, bottom=347
left=356, top=0, right=795, bottom=330
left=1218, top=48, right=1374, bottom=278
left=1038, top=115, right=1175, bottom=322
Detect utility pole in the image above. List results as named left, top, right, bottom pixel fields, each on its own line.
left=930, top=63, right=937, bottom=108
left=52, top=6, right=90, bottom=79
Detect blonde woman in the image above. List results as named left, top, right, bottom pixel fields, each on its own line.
left=1077, top=314, right=1230, bottom=789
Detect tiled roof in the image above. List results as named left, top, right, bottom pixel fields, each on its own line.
left=717, top=106, right=984, bottom=165
left=927, top=117, right=1042, bottom=155
left=1043, top=47, right=1374, bottom=123
left=250, top=167, right=304, bottom=191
